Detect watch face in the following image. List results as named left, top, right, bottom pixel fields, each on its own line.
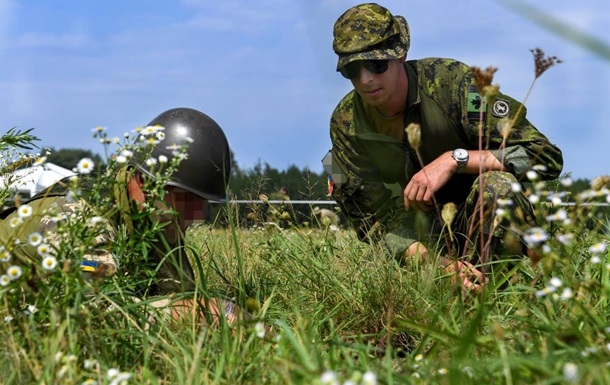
left=454, top=149, right=468, bottom=160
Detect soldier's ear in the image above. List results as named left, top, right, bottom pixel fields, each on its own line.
left=134, top=171, right=146, bottom=187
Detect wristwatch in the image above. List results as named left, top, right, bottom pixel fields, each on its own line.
left=451, top=148, right=469, bottom=174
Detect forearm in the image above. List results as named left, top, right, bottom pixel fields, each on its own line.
left=463, top=150, right=504, bottom=174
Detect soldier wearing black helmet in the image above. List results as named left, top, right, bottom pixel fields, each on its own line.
left=0, top=107, right=242, bottom=325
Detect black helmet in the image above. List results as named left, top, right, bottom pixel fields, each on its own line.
left=136, top=107, right=231, bottom=201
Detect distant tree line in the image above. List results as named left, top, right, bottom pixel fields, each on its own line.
left=44, top=148, right=603, bottom=228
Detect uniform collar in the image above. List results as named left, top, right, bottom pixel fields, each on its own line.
left=404, top=60, right=421, bottom=109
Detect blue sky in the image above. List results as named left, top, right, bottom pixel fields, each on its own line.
left=1, top=0, right=608, bottom=180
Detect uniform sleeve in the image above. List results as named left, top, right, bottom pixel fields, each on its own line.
left=456, top=69, right=563, bottom=180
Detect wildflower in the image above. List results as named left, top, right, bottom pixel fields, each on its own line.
left=471, top=66, right=498, bottom=95
left=254, top=322, right=266, bottom=338
left=88, top=216, right=104, bottom=226
left=37, top=243, right=51, bottom=257
left=7, top=265, right=22, bottom=280
left=438, top=368, right=448, bottom=375
left=329, top=224, right=339, bottom=232
left=84, top=359, right=98, bottom=370
left=531, top=48, right=562, bottom=79
left=495, top=208, right=506, bottom=217
left=66, top=190, right=81, bottom=203
left=109, top=372, right=132, bottom=385
left=497, top=198, right=513, bottom=207
left=82, top=380, right=98, bottom=385
left=545, top=209, right=567, bottom=222
left=462, top=366, right=474, bottom=378
left=28, top=232, right=43, bottom=246
left=362, top=371, right=377, bottom=385
left=526, top=170, right=538, bottom=181
left=166, top=143, right=180, bottom=151
left=405, top=123, right=421, bottom=150
left=561, top=177, right=573, bottom=187
left=535, top=286, right=556, bottom=297
left=158, top=155, right=168, bottom=164
left=320, top=370, right=338, bottom=385
left=185, top=137, right=194, bottom=143
left=441, top=202, right=457, bottom=228
left=510, top=182, right=522, bottom=192
left=155, top=131, right=165, bottom=141
left=142, top=125, right=159, bottom=135
left=549, top=277, right=563, bottom=288
left=4, top=315, right=13, bottom=323
left=42, top=256, right=58, bottom=271
left=560, top=288, right=573, bottom=300
left=26, top=304, right=37, bottom=314
left=115, top=155, right=127, bottom=164
left=411, top=372, right=421, bottom=378
left=107, top=369, right=120, bottom=379
left=17, top=204, right=33, bottom=218
left=33, top=156, right=47, bottom=166
left=50, top=213, right=66, bottom=222
left=91, top=126, right=106, bottom=133
left=414, top=353, right=424, bottom=362
left=259, top=194, right=269, bottom=204
left=0, top=275, right=11, bottom=286
left=523, top=227, right=548, bottom=247
left=497, top=118, right=512, bottom=138
left=120, top=150, right=134, bottom=158
left=145, top=157, right=157, bottom=166
left=589, top=242, right=607, bottom=254
left=591, top=256, right=601, bottom=264
left=528, top=194, right=540, bottom=204
left=562, top=362, right=578, bottom=382
left=0, top=249, right=11, bottom=262
left=77, top=158, right=95, bottom=174
left=557, top=233, right=574, bottom=246
left=9, top=217, right=22, bottom=228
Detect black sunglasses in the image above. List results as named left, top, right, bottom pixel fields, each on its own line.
left=339, top=60, right=390, bottom=79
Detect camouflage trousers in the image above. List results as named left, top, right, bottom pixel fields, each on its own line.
left=382, top=171, right=534, bottom=262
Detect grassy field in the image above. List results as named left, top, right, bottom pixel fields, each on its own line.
left=1, top=198, right=609, bottom=384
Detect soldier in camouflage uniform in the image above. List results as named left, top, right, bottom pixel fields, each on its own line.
left=324, top=3, right=563, bottom=289
left=0, top=108, right=243, bottom=325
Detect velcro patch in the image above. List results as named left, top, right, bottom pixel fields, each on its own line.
left=467, top=85, right=486, bottom=121
left=491, top=99, right=510, bottom=117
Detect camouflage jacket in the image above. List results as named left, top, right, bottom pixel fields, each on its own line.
left=328, top=57, right=563, bottom=241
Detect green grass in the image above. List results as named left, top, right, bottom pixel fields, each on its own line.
left=2, top=212, right=609, bottom=384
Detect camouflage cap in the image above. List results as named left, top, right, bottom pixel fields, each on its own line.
left=333, top=3, right=410, bottom=71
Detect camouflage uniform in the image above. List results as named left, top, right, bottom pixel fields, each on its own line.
left=0, top=167, right=196, bottom=294
left=326, top=3, right=563, bottom=260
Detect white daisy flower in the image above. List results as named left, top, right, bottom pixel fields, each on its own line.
left=158, top=155, right=168, bottom=164
left=9, top=217, right=22, bottom=228
left=0, top=249, right=11, bottom=262
left=589, top=242, right=607, bottom=254
left=0, top=275, right=11, bottom=286
left=526, top=170, right=538, bottom=180
left=77, top=158, right=95, bottom=174
left=18, top=204, right=33, bottom=218
left=37, top=243, right=51, bottom=257
left=28, top=232, right=43, bottom=246
left=145, top=157, right=157, bottom=166
left=362, top=370, right=378, bottom=385
left=7, top=265, right=22, bottom=280
left=254, top=322, right=266, bottom=338
left=115, top=155, right=127, bottom=164
left=42, top=256, right=58, bottom=271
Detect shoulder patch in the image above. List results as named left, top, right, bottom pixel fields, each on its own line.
left=467, top=85, right=486, bottom=121
left=492, top=99, right=510, bottom=118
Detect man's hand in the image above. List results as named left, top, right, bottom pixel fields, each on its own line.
left=440, top=258, right=487, bottom=293
left=404, top=152, right=456, bottom=211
